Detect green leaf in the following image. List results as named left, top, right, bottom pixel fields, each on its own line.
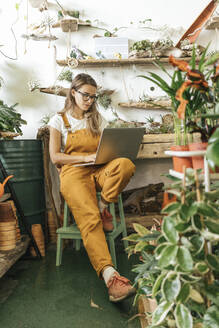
left=161, top=202, right=181, bottom=214
left=203, top=305, right=219, bottom=328
left=132, top=223, right=150, bottom=236
left=198, top=45, right=209, bottom=71
left=208, top=127, right=219, bottom=144
left=176, top=283, right=190, bottom=303
left=191, top=45, right=196, bottom=69
left=203, top=283, right=219, bottom=306
left=206, top=254, right=219, bottom=272
left=205, top=52, right=219, bottom=66
left=174, top=304, right=193, bottom=328
left=123, top=233, right=140, bottom=242
left=152, top=301, right=174, bottom=326
left=175, top=222, right=190, bottom=232
left=177, top=247, right=193, bottom=272
left=205, top=189, right=219, bottom=201
left=189, top=288, right=204, bottom=304
left=205, top=219, right=219, bottom=234
left=179, top=204, right=195, bottom=222
left=152, top=273, right=166, bottom=298
left=158, top=245, right=178, bottom=268
left=155, top=243, right=168, bottom=259
left=192, top=215, right=202, bottom=230
left=134, top=241, right=148, bottom=253
left=197, top=202, right=219, bottom=218
left=162, top=216, right=179, bottom=244
left=195, top=262, right=209, bottom=275
left=162, top=273, right=181, bottom=301
left=190, top=235, right=204, bottom=255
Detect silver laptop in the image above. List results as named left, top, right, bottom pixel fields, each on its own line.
left=74, top=127, right=145, bottom=167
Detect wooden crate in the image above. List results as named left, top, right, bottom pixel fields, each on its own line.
left=138, top=296, right=157, bottom=327
left=137, top=133, right=201, bottom=159
left=137, top=134, right=175, bottom=159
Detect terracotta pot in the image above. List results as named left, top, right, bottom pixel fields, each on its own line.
left=170, top=145, right=193, bottom=173
left=188, top=142, right=207, bottom=170
left=162, top=191, right=177, bottom=210
left=188, top=142, right=219, bottom=172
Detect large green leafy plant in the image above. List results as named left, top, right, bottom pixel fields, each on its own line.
left=127, top=169, right=219, bottom=328
left=139, top=46, right=219, bottom=145
left=0, top=73, right=27, bottom=136
left=0, top=101, right=27, bottom=136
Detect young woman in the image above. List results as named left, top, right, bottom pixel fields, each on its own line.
left=49, top=73, right=136, bottom=302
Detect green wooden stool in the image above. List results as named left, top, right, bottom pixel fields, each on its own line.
left=56, top=193, right=128, bottom=268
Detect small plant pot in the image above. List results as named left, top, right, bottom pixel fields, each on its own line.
left=188, top=142, right=207, bottom=170
left=170, top=145, right=193, bottom=173
left=189, top=142, right=219, bottom=172
left=60, top=18, right=78, bottom=32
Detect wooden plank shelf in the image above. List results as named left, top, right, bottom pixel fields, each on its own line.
left=52, top=20, right=91, bottom=29
left=0, top=131, right=21, bottom=139
left=118, top=101, right=171, bottom=110
left=0, top=235, right=30, bottom=278
left=39, top=87, right=68, bottom=97
left=56, top=57, right=192, bottom=68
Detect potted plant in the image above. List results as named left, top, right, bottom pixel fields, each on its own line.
left=168, top=47, right=219, bottom=170
left=127, top=168, right=219, bottom=328
left=139, top=45, right=219, bottom=172
left=0, top=100, right=27, bottom=138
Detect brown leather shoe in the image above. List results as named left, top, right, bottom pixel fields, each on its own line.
left=107, top=272, right=136, bottom=302
left=101, top=208, right=114, bottom=232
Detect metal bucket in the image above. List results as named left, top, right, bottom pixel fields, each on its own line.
left=0, top=140, right=46, bottom=230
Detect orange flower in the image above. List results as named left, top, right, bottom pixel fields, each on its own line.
left=175, top=81, right=191, bottom=119
left=169, top=55, right=190, bottom=72
left=187, top=69, right=204, bottom=81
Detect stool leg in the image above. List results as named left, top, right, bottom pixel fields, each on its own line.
left=108, top=237, right=117, bottom=268
left=56, top=235, right=63, bottom=266
left=118, top=194, right=129, bottom=250
left=75, top=239, right=81, bottom=251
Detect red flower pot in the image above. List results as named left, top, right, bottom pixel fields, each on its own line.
left=188, top=142, right=207, bottom=170
left=170, top=145, right=193, bottom=173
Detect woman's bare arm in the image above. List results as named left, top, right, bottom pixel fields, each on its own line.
left=49, top=127, right=96, bottom=165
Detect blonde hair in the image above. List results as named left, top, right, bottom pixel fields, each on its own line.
left=61, top=73, right=101, bottom=136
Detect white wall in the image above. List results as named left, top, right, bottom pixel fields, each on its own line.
left=0, top=0, right=216, bottom=139
left=0, top=0, right=217, bottom=188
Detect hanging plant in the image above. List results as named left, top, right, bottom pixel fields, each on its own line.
left=57, top=69, right=73, bottom=82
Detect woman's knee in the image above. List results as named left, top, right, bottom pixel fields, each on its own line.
left=118, top=157, right=136, bottom=177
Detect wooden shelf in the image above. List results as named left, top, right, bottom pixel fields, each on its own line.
left=0, top=131, right=21, bottom=139
left=56, top=57, right=192, bottom=68
left=0, top=235, right=30, bottom=278
left=52, top=20, right=91, bottom=29
left=118, top=101, right=171, bottom=110
left=39, top=87, right=68, bottom=97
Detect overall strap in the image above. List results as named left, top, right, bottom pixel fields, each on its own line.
left=60, top=113, right=71, bottom=132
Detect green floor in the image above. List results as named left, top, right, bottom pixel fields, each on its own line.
left=0, top=241, right=140, bottom=328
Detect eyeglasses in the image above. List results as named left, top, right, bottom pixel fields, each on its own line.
left=75, top=89, right=98, bottom=102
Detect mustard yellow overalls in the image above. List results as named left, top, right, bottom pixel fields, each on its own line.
left=59, top=113, right=136, bottom=277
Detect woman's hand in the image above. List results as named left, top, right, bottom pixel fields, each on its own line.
left=84, top=153, right=96, bottom=163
